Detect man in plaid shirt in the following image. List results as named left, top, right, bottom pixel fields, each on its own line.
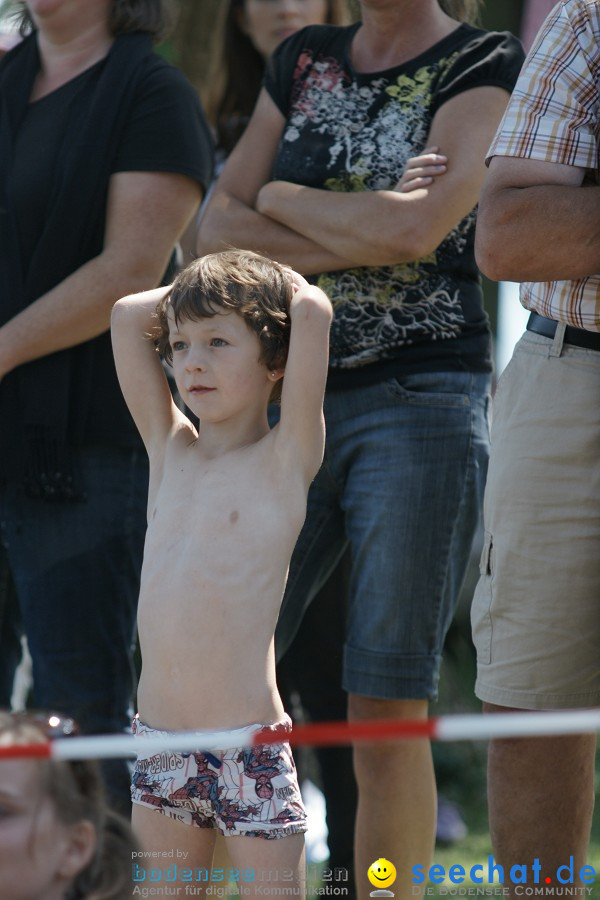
left=471, top=0, right=600, bottom=889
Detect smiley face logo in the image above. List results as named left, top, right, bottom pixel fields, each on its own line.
left=368, top=858, right=397, bottom=889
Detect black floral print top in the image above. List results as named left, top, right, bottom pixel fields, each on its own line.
left=265, top=23, right=524, bottom=386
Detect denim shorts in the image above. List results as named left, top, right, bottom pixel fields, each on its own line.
left=275, top=370, right=491, bottom=701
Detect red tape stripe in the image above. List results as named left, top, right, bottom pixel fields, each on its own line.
left=254, top=717, right=438, bottom=747
left=0, top=744, right=52, bottom=760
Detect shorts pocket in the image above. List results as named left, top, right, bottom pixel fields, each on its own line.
left=471, top=530, right=494, bottom=664
left=478, top=530, right=493, bottom=576
left=383, top=372, right=472, bottom=409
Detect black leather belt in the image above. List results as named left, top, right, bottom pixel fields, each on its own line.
left=526, top=312, right=600, bottom=351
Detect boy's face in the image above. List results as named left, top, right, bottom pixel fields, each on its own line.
left=168, top=309, right=280, bottom=424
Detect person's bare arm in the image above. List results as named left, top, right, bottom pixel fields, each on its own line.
left=256, top=86, right=511, bottom=266
left=197, top=90, right=355, bottom=274
left=111, top=286, right=187, bottom=454
left=0, top=171, right=202, bottom=380
left=275, top=273, right=332, bottom=484
left=475, top=155, right=600, bottom=282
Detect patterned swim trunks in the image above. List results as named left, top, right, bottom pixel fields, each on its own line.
left=131, top=714, right=307, bottom=839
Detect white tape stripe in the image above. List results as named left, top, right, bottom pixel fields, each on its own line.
left=24, top=709, right=600, bottom=761
left=51, top=726, right=261, bottom=761
left=436, top=709, right=600, bottom=742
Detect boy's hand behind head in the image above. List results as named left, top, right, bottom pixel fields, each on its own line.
left=285, top=267, right=310, bottom=297
left=285, top=269, right=331, bottom=322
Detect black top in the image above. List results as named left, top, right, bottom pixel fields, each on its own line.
left=0, top=32, right=214, bottom=497
left=265, top=23, right=524, bottom=388
left=13, top=57, right=210, bottom=266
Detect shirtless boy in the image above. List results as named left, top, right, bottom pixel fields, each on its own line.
left=110, top=249, right=332, bottom=890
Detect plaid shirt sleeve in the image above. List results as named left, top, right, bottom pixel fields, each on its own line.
left=485, top=0, right=600, bottom=332
left=488, top=0, right=600, bottom=172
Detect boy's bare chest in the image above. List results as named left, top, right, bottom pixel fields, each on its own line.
left=157, top=466, right=274, bottom=532
left=146, top=444, right=306, bottom=564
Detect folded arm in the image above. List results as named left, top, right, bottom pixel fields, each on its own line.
left=256, top=86, right=511, bottom=266
left=475, top=155, right=600, bottom=282
left=0, top=171, right=202, bottom=381
left=197, top=90, right=356, bottom=275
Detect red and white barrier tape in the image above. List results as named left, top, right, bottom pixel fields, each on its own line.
left=1, top=708, right=600, bottom=761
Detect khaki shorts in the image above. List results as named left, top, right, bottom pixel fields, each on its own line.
left=471, top=329, right=600, bottom=709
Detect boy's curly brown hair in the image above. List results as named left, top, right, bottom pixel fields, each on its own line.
left=156, top=249, right=292, bottom=403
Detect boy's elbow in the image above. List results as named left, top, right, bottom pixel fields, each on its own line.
left=302, top=286, right=334, bottom=323
left=110, top=299, right=130, bottom=345
left=110, top=296, right=129, bottom=322
left=111, top=291, right=141, bottom=311
left=110, top=292, right=146, bottom=330
left=317, top=290, right=334, bottom=322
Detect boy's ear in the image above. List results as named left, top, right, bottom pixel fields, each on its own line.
left=268, top=367, right=285, bottom=383
left=267, top=351, right=286, bottom=383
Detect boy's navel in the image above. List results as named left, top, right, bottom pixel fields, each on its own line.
left=229, top=510, right=239, bottom=524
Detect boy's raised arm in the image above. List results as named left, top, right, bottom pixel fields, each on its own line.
left=277, top=276, right=333, bottom=482
left=111, top=286, right=185, bottom=453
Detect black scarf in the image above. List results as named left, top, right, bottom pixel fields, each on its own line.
left=0, top=31, right=154, bottom=500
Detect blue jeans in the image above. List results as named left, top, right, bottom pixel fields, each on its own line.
left=0, top=445, right=148, bottom=812
left=275, top=371, right=491, bottom=700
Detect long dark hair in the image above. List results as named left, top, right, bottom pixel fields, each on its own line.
left=206, top=0, right=350, bottom=155
left=6, top=0, right=174, bottom=42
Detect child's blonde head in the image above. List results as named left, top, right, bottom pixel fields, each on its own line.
left=157, top=249, right=292, bottom=402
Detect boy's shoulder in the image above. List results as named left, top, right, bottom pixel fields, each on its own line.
left=159, top=422, right=284, bottom=475
left=155, top=410, right=197, bottom=450
left=147, top=415, right=196, bottom=479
